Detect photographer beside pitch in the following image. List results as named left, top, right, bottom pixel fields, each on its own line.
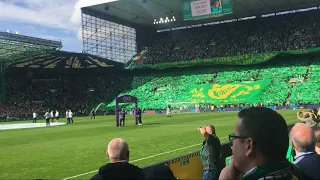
left=198, top=125, right=221, bottom=180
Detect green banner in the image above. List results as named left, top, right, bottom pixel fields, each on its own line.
left=125, top=47, right=320, bottom=70
left=182, top=0, right=233, bottom=21
left=177, top=80, right=271, bottom=104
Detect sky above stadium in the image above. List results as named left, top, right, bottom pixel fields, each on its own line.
left=0, top=0, right=117, bottom=52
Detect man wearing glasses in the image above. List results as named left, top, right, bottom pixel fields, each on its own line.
left=198, top=125, right=221, bottom=180
left=219, top=107, right=303, bottom=180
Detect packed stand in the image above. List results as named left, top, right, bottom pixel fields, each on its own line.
left=289, top=60, right=320, bottom=104
left=109, top=56, right=319, bottom=110
left=1, top=73, right=127, bottom=120
left=133, top=10, right=320, bottom=66
left=258, top=56, right=310, bottom=105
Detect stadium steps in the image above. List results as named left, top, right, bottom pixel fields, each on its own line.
left=285, top=83, right=296, bottom=100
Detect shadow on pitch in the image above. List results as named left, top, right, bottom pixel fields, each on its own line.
left=118, top=123, right=161, bottom=127
left=143, top=122, right=161, bottom=126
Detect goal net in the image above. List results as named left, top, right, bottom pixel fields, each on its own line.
left=167, top=102, right=201, bottom=113
left=94, top=103, right=107, bottom=115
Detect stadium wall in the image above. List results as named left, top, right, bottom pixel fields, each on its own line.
left=142, top=124, right=295, bottom=179
left=0, top=73, right=5, bottom=104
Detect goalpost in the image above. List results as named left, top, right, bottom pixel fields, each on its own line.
left=94, top=103, right=106, bottom=115
left=168, top=102, right=201, bottom=113
left=115, top=95, right=138, bottom=127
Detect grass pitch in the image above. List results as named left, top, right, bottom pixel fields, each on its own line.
left=0, top=110, right=299, bottom=179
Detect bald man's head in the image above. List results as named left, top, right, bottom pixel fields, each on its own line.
left=107, top=138, right=129, bottom=163
left=290, top=123, right=315, bottom=153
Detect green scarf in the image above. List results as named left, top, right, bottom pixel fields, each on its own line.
left=286, top=143, right=294, bottom=163
left=241, top=161, right=293, bottom=180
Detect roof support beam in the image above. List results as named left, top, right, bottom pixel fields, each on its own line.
left=233, top=0, right=256, bottom=15
left=286, top=0, right=296, bottom=9
left=149, top=0, right=183, bottom=19
left=259, top=0, right=274, bottom=12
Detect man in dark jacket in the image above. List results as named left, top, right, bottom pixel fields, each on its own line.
left=219, top=107, right=306, bottom=180
left=91, top=108, right=96, bottom=119
left=119, top=109, right=126, bottom=126
left=136, top=108, right=142, bottom=125
left=290, top=123, right=320, bottom=180
left=91, top=138, right=145, bottom=180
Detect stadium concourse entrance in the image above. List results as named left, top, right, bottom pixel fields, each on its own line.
left=115, top=95, right=138, bottom=127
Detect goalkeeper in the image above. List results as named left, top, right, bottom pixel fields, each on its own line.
left=166, top=105, right=171, bottom=117
left=91, top=108, right=96, bottom=119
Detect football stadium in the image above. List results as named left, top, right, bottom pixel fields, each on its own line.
left=1, top=0, right=320, bottom=179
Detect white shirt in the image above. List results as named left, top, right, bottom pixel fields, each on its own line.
left=44, top=112, right=50, bottom=119
left=55, top=111, right=59, bottom=117
left=33, top=113, right=37, bottom=118
left=66, top=111, right=69, bottom=118
left=50, top=112, right=54, bottom=117
left=68, top=111, right=73, bottom=118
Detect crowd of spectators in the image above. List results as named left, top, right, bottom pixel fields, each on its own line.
left=134, top=10, right=320, bottom=65
left=116, top=55, right=320, bottom=110
left=90, top=107, right=320, bottom=180
left=0, top=73, right=127, bottom=120
left=2, top=55, right=319, bottom=120
left=2, top=10, right=320, bottom=120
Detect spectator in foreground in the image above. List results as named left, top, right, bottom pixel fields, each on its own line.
left=143, top=164, right=176, bottom=180
left=313, top=127, right=320, bottom=154
left=91, top=138, right=144, bottom=180
left=198, top=125, right=221, bottom=180
left=219, top=107, right=302, bottom=180
left=296, top=111, right=317, bottom=128
left=290, top=123, right=320, bottom=180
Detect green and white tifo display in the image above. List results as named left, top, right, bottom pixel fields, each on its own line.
left=108, top=55, right=320, bottom=110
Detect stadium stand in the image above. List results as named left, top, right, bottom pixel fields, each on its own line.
left=132, top=10, right=320, bottom=66
left=3, top=54, right=320, bottom=120
left=108, top=55, right=320, bottom=110
left=0, top=73, right=127, bottom=120
left=2, top=10, right=320, bottom=120
left=288, top=60, right=320, bottom=105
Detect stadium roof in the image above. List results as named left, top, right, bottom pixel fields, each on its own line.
left=11, top=51, right=123, bottom=69
left=82, top=0, right=320, bottom=28
left=0, top=31, right=62, bottom=73
left=0, top=32, right=123, bottom=72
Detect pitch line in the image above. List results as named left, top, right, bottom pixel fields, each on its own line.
left=62, top=119, right=297, bottom=180
left=62, top=136, right=228, bottom=180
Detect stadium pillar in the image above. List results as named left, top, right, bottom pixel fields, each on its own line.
left=0, top=62, right=5, bottom=104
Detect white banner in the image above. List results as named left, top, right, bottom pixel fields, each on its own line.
left=190, top=0, right=211, bottom=17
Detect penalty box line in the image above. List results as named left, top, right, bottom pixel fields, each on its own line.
left=62, top=119, right=297, bottom=180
